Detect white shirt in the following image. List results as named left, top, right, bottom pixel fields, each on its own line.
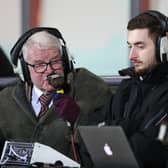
left=31, top=86, right=53, bottom=116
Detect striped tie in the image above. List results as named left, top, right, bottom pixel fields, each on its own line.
left=38, top=93, right=52, bottom=118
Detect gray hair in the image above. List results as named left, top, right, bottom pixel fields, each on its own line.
left=22, top=31, right=63, bottom=61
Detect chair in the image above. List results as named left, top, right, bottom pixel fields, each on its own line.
left=0, top=47, right=18, bottom=90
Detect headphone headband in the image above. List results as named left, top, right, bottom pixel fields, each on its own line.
left=11, top=27, right=66, bottom=66
left=143, top=10, right=168, bottom=33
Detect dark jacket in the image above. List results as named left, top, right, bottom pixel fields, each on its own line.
left=109, top=64, right=168, bottom=168
left=0, top=68, right=112, bottom=167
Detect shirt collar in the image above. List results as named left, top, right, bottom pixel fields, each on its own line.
left=32, top=85, right=43, bottom=103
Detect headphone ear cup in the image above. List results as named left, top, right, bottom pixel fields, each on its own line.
left=159, top=36, right=168, bottom=63
left=20, top=57, right=31, bottom=83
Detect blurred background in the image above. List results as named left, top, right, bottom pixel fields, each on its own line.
left=0, top=0, right=168, bottom=76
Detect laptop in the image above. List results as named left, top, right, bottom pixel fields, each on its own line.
left=77, top=126, right=139, bottom=168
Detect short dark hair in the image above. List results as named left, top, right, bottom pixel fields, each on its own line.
left=127, top=10, right=166, bottom=42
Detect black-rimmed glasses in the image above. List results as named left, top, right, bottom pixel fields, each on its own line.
left=25, top=59, right=63, bottom=73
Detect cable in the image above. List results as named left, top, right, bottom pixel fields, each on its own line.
left=70, top=133, right=78, bottom=162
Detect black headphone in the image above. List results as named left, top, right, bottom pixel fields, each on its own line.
left=143, top=10, right=168, bottom=63
left=10, top=27, right=74, bottom=83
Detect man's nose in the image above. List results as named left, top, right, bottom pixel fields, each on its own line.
left=129, top=47, right=137, bottom=60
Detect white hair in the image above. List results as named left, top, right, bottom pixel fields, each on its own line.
left=22, top=31, right=63, bottom=61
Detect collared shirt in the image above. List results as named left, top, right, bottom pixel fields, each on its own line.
left=31, top=86, right=53, bottom=116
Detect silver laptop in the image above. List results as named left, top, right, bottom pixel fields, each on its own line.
left=77, top=126, right=139, bottom=168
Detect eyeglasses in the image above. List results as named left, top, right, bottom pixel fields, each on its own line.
left=25, top=59, right=63, bottom=73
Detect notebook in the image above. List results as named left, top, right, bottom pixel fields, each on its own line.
left=77, top=126, right=139, bottom=168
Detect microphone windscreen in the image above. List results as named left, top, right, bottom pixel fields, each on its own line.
left=47, top=74, right=64, bottom=89
left=53, top=95, right=80, bottom=124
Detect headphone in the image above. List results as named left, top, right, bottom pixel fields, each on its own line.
left=10, top=27, right=74, bottom=83
left=143, top=10, right=168, bottom=63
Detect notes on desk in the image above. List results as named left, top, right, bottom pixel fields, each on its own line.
left=0, top=141, right=80, bottom=168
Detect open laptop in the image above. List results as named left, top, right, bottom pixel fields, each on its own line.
left=77, top=126, right=139, bottom=168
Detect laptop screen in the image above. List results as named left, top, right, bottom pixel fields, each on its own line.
left=77, top=126, right=139, bottom=168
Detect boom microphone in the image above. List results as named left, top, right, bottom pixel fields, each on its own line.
left=47, top=73, right=80, bottom=161
left=47, top=73, right=80, bottom=125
